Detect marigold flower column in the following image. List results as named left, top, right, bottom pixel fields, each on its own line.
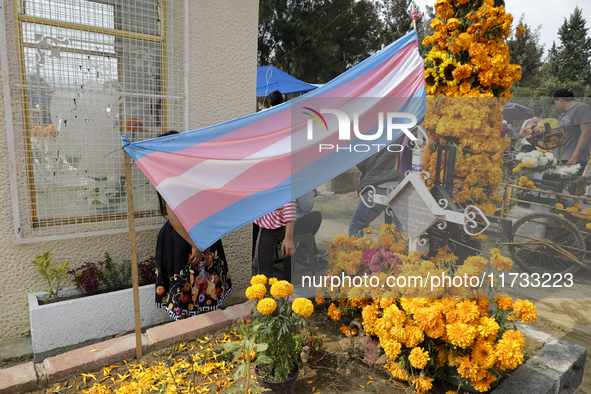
left=421, top=0, right=522, bottom=229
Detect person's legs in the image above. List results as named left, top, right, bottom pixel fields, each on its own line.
left=294, top=211, right=322, bottom=254
left=257, top=227, right=285, bottom=279
left=348, top=187, right=387, bottom=237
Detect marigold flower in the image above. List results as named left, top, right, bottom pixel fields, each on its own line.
left=250, top=274, right=267, bottom=286
left=494, top=292, right=513, bottom=310
left=327, top=303, right=345, bottom=321
left=513, top=299, right=537, bottom=323
left=292, top=298, right=314, bottom=317
left=409, top=347, right=430, bottom=369
left=446, top=322, right=477, bottom=348
left=257, top=298, right=277, bottom=315
left=270, top=280, right=293, bottom=298
left=245, top=284, right=266, bottom=300
left=268, top=277, right=278, bottom=285
left=411, top=375, right=434, bottom=394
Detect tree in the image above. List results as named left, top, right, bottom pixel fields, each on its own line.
left=258, top=0, right=383, bottom=84
left=507, top=14, right=544, bottom=88
left=545, top=6, right=591, bottom=85
left=381, top=0, right=413, bottom=43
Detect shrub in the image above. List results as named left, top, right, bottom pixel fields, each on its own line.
left=68, top=262, right=103, bottom=296
left=99, top=252, right=132, bottom=291
left=32, top=251, right=71, bottom=303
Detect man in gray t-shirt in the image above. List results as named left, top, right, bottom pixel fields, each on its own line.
left=549, top=89, right=591, bottom=170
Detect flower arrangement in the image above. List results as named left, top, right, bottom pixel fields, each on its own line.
left=421, top=0, right=522, bottom=224
left=544, top=164, right=582, bottom=182
left=245, top=275, right=314, bottom=382
left=322, top=226, right=537, bottom=393
left=511, top=151, right=559, bottom=195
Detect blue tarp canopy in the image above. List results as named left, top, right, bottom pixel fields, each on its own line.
left=503, top=102, right=533, bottom=119
left=256, top=66, right=317, bottom=97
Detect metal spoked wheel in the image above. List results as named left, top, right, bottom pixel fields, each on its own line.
left=508, top=212, right=585, bottom=275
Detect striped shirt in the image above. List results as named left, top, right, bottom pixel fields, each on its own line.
left=254, top=201, right=297, bottom=229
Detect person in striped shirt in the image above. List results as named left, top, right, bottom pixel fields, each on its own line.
left=254, top=201, right=297, bottom=282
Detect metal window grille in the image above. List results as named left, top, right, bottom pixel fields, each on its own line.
left=2, top=0, right=185, bottom=243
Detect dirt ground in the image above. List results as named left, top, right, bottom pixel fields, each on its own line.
left=12, top=191, right=591, bottom=393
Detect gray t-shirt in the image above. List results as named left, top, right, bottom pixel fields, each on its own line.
left=553, top=102, right=591, bottom=162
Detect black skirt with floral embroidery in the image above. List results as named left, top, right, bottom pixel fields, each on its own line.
left=155, top=221, right=232, bottom=321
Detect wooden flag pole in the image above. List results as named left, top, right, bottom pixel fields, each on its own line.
left=411, top=2, right=417, bottom=30
left=124, top=151, right=143, bottom=359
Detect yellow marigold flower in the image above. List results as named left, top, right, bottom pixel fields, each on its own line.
left=471, top=373, right=496, bottom=392
left=403, top=324, right=425, bottom=348
left=471, top=340, right=496, bottom=369
left=517, top=25, right=526, bottom=35
left=409, top=347, right=430, bottom=369
left=495, top=337, right=524, bottom=370
left=382, top=338, right=402, bottom=359
left=518, top=176, right=528, bottom=186
left=388, top=361, right=408, bottom=381
left=292, top=298, right=314, bottom=317
left=361, top=304, right=379, bottom=335
left=526, top=181, right=535, bottom=188
left=257, top=298, right=277, bottom=315
left=245, top=284, right=267, bottom=300
left=446, top=322, right=477, bottom=348
left=555, top=203, right=564, bottom=209
left=411, top=375, right=434, bottom=394
left=250, top=274, right=267, bottom=286
left=270, top=280, right=292, bottom=298
left=492, top=254, right=513, bottom=271
left=327, top=302, right=345, bottom=321
left=339, top=323, right=358, bottom=337
left=513, top=299, right=537, bottom=323
left=478, top=316, right=499, bottom=338
left=268, top=277, right=278, bottom=285
left=494, top=293, right=513, bottom=310
left=512, top=167, right=520, bottom=173
left=586, top=223, right=591, bottom=230
left=525, top=163, right=535, bottom=168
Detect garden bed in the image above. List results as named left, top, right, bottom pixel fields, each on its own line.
left=20, top=302, right=581, bottom=394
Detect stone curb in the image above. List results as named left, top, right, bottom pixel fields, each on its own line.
left=0, top=310, right=587, bottom=394
left=491, top=322, right=586, bottom=394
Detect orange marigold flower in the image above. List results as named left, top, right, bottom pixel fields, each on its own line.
left=408, top=347, right=430, bottom=369
left=411, top=375, right=434, bottom=394
left=513, top=299, right=537, bottom=323
left=494, top=293, right=513, bottom=310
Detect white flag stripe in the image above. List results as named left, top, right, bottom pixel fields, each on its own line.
left=161, top=158, right=264, bottom=209
left=244, top=135, right=292, bottom=160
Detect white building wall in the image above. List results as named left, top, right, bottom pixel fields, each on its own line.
left=0, top=0, right=258, bottom=341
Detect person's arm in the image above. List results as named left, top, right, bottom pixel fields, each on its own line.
left=166, top=203, right=202, bottom=264
left=281, top=201, right=296, bottom=258
left=566, top=122, right=591, bottom=166
left=296, top=191, right=315, bottom=215
left=282, top=221, right=295, bottom=258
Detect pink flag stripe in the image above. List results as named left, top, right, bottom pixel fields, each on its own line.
left=169, top=155, right=291, bottom=231
left=161, top=136, right=292, bottom=210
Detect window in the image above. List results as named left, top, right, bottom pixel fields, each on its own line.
left=4, top=0, right=185, bottom=242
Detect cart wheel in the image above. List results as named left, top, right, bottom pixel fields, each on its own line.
left=509, top=212, right=584, bottom=275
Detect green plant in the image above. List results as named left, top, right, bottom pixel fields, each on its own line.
left=32, top=252, right=71, bottom=303
left=223, top=318, right=270, bottom=393
left=99, top=252, right=132, bottom=291
left=245, top=276, right=313, bottom=382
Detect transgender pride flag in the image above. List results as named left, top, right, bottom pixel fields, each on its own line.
left=122, top=31, right=426, bottom=250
